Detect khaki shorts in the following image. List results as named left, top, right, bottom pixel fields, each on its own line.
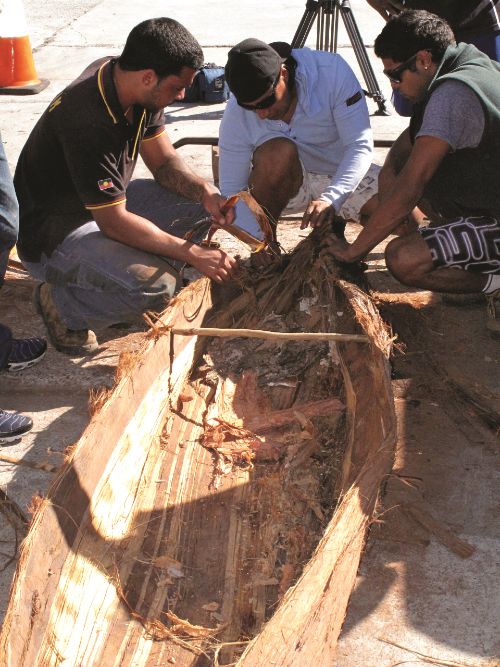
left=284, top=162, right=380, bottom=222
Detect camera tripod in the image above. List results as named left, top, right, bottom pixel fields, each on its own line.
left=291, top=0, right=389, bottom=115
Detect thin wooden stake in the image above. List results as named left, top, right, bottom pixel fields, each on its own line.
left=0, top=454, right=58, bottom=473
left=379, top=637, right=480, bottom=667
left=170, top=326, right=369, bottom=343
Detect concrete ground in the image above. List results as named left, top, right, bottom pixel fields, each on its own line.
left=0, top=1, right=499, bottom=665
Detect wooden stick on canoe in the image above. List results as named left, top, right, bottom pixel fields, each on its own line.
left=169, top=326, right=370, bottom=343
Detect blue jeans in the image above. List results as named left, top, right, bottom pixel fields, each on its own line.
left=0, top=135, right=19, bottom=286
left=21, top=179, right=207, bottom=329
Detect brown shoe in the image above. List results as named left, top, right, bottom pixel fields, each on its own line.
left=486, top=289, right=500, bottom=339
left=34, top=283, right=98, bottom=355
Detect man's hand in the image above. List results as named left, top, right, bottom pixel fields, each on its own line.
left=202, top=189, right=236, bottom=226
left=301, top=200, right=336, bottom=230
left=365, top=0, right=403, bottom=20
left=187, top=245, right=237, bottom=283
left=321, top=235, right=358, bottom=264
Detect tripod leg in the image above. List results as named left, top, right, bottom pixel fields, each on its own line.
left=317, top=6, right=322, bottom=50
left=333, top=3, right=339, bottom=53
left=291, top=0, right=390, bottom=115
left=339, top=0, right=390, bottom=115
left=324, top=4, right=332, bottom=51
left=291, top=1, right=319, bottom=48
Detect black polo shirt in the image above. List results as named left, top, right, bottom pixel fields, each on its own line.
left=14, top=58, right=165, bottom=262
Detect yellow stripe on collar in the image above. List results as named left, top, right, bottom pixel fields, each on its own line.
left=132, top=109, right=146, bottom=159
left=97, top=60, right=118, bottom=125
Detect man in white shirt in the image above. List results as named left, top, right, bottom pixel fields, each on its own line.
left=218, top=39, right=375, bottom=245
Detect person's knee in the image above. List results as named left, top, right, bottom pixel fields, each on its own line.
left=76, top=256, right=179, bottom=314
left=110, top=263, right=179, bottom=318
left=249, top=138, right=302, bottom=198
left=127, top=261, right=180, bottom=301
left=253, top=139, right=301, bottom=182
left=254, top=137, right=298, bottom=163
left=139, top=290, right=173, bottom=313
left=58, top=234, right=181, bottom=302
left=385, top=238, right=423, bottom=286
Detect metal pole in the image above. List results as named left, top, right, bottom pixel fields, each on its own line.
left=292, top=0, right=319, bottom=48
left=339, top=0, right=389, bottom=114
left=291, top=0, right=389, bottom=115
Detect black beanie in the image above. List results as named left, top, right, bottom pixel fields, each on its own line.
left=225, top=38, right=284, bottom=103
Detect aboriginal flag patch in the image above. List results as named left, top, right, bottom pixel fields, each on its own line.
left=98, top=178, right=114, bottom=191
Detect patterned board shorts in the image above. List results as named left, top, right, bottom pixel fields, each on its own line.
left=420, top=215, right=500, bottom=274
left=283, top=163, right=380, bottom=222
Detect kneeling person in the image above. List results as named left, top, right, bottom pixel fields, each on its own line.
left=15, top=18, right=236, bottom=355
left=218, top=39, right=376, bottom=246
left=326, top=10, right=500, bottom=336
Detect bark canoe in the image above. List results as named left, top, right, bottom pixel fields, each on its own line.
left=1, top=224, right=397, bottom=666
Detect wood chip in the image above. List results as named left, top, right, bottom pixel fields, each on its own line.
left=165, top=611, right=224, bottom=638
left=152, top=555, right=185, bottom=578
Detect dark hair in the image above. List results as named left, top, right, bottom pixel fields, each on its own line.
left=374, top=10, right=455, bottom=63
left=118, top=18, right=203, bottom=78
left=269, top=41, right=297, bottom=90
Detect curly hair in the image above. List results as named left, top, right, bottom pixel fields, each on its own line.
left=374, top=10, right=455, bottom=63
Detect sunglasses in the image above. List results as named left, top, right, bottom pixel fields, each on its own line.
left=237, top=74, right=280, bottom=111
left=383, top=53, right=418, bottom=84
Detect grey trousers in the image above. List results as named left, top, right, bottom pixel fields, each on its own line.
left=23, top=179, right=207, bottom=329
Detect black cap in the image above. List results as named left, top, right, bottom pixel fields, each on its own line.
left=225, top=38, right=284, bottom=104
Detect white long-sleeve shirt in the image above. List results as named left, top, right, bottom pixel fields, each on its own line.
left=219, top=47, right=373, bottom=235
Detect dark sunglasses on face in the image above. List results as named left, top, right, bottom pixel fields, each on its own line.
left=237, top=74, right=281, bottom=111
left=383, top=53, right=418, bottom=84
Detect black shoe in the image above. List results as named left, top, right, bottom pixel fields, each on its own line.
left=0, top=410, right=33, bottom=444
left=5, top=336, right=47, bottom=372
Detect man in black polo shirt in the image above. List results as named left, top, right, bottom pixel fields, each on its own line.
left=15, top=17, right=236, bottom=355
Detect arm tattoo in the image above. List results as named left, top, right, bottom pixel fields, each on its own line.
left=155, top=153, right=207, bottom=203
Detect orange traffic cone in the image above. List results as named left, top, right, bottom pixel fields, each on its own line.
left=0, top=0, right=49, bottom=95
